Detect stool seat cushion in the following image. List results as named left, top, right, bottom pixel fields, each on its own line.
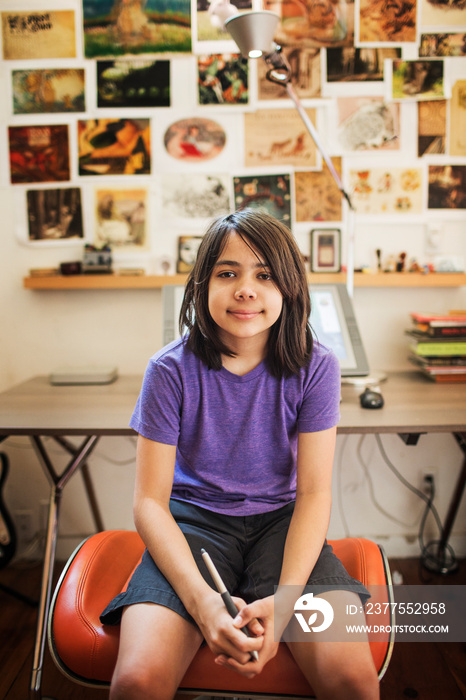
left=48, top=531, right=393, bottom=697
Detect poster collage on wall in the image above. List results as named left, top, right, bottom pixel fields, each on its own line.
left=2, top=0, right=466, bottom=274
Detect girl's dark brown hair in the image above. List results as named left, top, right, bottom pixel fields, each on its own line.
left=180, top=208, right=313, bottom=377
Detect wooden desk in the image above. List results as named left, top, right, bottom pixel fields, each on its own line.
left=339, top=371, right=466, bottom=435
left=2, top=371, right=464, bottom=436
left=0, top=372, right=465, bottom=699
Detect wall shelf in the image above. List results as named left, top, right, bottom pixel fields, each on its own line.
left=23, top=272, right=466, bottom=291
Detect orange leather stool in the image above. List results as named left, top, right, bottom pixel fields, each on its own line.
left=48, top=530, right=394, bottom=697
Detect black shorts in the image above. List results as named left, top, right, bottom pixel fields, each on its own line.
left=100, top=499, right=369, bottom=626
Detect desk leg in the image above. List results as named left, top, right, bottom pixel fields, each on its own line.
left=53, top=436, right=104, bottom=532
left=431, top=432, right=466, bottom=574
left=29, top=435, right=100, bottom=700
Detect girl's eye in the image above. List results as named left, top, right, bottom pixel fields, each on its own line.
left=258, top=272, right=273, bottom=281
left=218, top=270, right=235, bottom=278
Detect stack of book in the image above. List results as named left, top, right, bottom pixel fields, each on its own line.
left=406, top=312, right=466, bottom=382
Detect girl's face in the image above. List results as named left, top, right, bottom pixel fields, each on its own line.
left=208, top=232, right=283, bottom=354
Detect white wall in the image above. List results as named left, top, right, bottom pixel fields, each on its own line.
left=1, top=1, right=465, bottom=562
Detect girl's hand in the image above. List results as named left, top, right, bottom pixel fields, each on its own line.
left=214, top=595, right=279, bottom=678
left=195, top=591, right=264, bottom=666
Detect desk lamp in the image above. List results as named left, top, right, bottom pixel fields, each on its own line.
left=224, top=10, right=356, bottom=296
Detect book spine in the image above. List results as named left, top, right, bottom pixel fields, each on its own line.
left=409, top=342, right=466, bottom=356
left=424, top=327, right=466, bottom=338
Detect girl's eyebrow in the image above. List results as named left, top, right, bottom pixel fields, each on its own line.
left=214, top=259, right=269, bottom=268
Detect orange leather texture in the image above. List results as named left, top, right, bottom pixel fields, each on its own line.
left=50, top=531, right=391, bottom=694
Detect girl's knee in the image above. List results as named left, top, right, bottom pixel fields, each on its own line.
left=110, top=662, right=178, bottom=700
left=329, top=657, right=379, bottom=700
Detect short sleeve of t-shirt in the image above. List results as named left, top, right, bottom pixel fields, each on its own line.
left=130, top=345, right=184, bottom=446
left=296, top=345, right=340, bottom=433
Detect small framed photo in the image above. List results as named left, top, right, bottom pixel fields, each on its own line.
left=177, top=235, right=203, bottom=273
left=310, top=229, right=341, bottom=273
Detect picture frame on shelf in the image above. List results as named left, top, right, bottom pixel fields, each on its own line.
left=177, top=235, right=204, bottom=273
left=310, top=229, right=341, bottom=273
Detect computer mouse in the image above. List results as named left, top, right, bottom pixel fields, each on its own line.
left=359, top=387, right=384, bottom=409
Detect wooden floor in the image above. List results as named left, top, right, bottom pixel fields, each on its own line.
left=0, top=557, right=465, bottom=700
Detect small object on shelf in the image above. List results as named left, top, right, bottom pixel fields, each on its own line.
left=29, top=268, right=59, bottom=277
left=82, top=244, right=112, bottom=274
left=433, top=255, right=465, bottom=273
left=384, top=255, right=397, bottom=272
left=177, top=235, right=204, bottom=273
left=60, top=261, right=82, bottom=276
left=396, top=252, right=407, bottom=272
left=376, top=248, right=382, bottom=272
left=310, top=229, right=341, bottom=273
left=116, top=268, right=146, bottom=276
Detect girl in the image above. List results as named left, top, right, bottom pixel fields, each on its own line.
left=102, top=209, right=379, bottom=700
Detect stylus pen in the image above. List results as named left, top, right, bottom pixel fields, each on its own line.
left=201, top=548, right=259, bottom=662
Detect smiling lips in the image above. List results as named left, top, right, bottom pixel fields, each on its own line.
left=228, top=310, right=263, bottom=320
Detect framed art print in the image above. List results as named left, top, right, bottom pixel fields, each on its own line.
left=311, top=229, right=341, bottom=272
left=95, top=187, right=149, bottom=251
left=26, top=187, right=83, bottom=242
left=9, top=124, right=70, bottom=184
left=177, top=235, right=203, bottom=273
left=2, top=11, right=76, bottom=59
left=96, top=59, right=170, bottom=108
left=12, top=69, right=85, bottom=114
left=82, top=0, right=191, bottom=58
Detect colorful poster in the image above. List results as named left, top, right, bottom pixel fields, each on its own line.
left=349, top=167, right=423, bottom=215
left=9, top=125, right=70, bottom=185
left=326, top=47, right=400, bottom=82
left=418, top=100, right=446, bottom=156
left=161, top=173, right=231, bottom=220
left=295, top=159, right=342, bottom=222
left=391, top=59, right=445, bottom=101
left=421, top=0, right=466, bottom=26
left=163, top=117, right=226, bottom=162
left=12, top=69, right=85, bottom=114
left=358, top=0, right=417, bottom=44
left=1, top=11, right=76, bottom=59
left=95, top=187, right=149, bottom=250
left=233, top=174, right=292, bottom=225
left=337, top=97, right=400, bottom=151
left=196, top=0, right=252, bottom=43
left=449, top=81, right=466, bottom=156
left=78, top=118, right=151, bottom=176
left=428, top=166, right=466, bottom=209
left=26, top=188, right=83, bottom=242
left=97, top=59, right=170, bottom=108
left=197, top=54, right=249, bottom=106
left=420, top=33, right=466, bottom=57
left=244, top=109, right=317, bottom=168
left=82, top=0, right=191, bottom=58
left=263, top=0, right=354, bottom=48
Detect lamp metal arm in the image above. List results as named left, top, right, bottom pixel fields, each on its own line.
left=263, top=44, right=353, bottom=212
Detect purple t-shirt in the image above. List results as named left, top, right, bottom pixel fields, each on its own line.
left=130, top=338, right=340, bottom=516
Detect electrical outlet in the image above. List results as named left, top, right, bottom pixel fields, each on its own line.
left=421, top=470, right=436, bottom=498
left=15, top=510, right=34, bottom=544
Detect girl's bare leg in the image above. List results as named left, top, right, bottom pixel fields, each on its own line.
left=286, top=591, right=380, bottom=700
left=110, top=603, right=203, bottom=700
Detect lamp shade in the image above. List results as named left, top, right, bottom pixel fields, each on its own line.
left=224, top=11, right=280, bottom=58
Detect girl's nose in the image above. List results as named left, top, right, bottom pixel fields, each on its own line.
left=234, top=284, right=257, bottom=299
